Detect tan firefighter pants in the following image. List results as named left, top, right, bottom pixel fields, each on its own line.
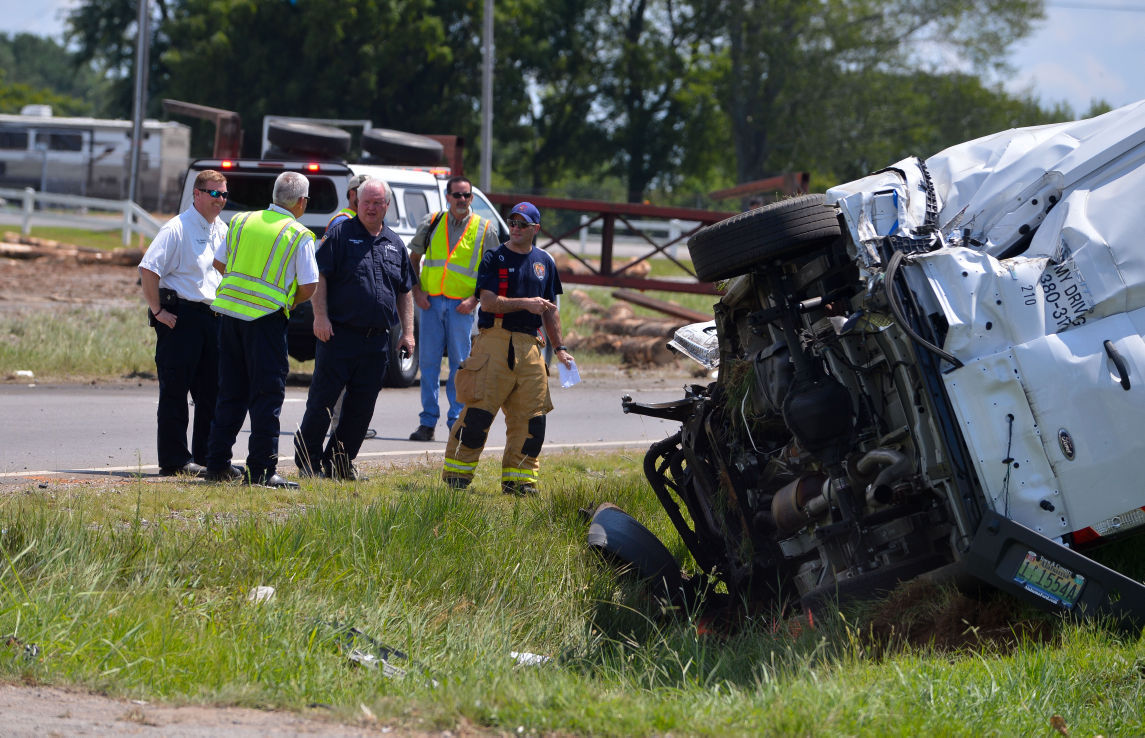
left=443, top=325, right=553, bottom=486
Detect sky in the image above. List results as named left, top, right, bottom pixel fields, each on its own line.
left=1, top=0, right=1143, bottom=117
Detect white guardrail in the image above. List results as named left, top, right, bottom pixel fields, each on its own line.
left=0, top=186, right=165, bottom=247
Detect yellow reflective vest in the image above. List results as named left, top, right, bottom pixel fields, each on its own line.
left=420, top=213, right=490, bottom=299
left=212, top=209, right=312, bottom=320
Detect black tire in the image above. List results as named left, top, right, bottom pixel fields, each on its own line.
left=361, top=128, right=444, bottom=166
left=688, top=194, right=841, bottom=282
left=287, top=302, right=317, bottom=362
left=588, top=504, right=682, bottom=593
left=384, top=312, right=420, bottom=387
left=266, top=121, right=351, bottom=157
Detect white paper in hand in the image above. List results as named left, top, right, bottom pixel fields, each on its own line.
left=558, top=359, right=581, bottom=388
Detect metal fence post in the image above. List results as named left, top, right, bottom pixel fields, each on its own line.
left=21, top=187, right=34, bottom=237
left=123, top=203, right=133, bottom=247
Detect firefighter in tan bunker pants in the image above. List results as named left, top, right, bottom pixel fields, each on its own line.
left=442, top=202, right=574, bottom=495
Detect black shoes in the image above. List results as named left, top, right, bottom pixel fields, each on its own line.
left=251, top=473, right=299, bottom=489
left=159, top=461, right=206, bottom=477
left=502, top=481, right=539, bottom=497
left=408, top=425, right=435, bottom=442
left=203, top=464, right=245, bottom=483
left=203, top=465, right=296, bottom=488
left=445, top=477, right=470, bottom=490
left=328, top=463, right=368, bottom=482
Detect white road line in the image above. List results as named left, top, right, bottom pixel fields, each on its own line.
left=0, top=440, right=652, bottom=480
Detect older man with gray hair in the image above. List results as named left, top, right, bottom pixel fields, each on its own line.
left=293, top=178, right=415, bottom=480
left=204, top=170, right=320, bottom=488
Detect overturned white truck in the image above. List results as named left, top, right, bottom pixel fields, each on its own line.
left=612, top=100, right=1145, bottom=626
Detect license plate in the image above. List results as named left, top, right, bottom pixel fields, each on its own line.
left=1013, top=550, right=1086, bottom=609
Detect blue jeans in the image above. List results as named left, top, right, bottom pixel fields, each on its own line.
left=418, top=295, right=476, bottom=429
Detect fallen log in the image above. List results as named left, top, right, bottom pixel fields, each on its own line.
left=568, top=288, right=606, bottom=314
left=619, top=335, right=676, bottom=366
left=595, top=317, right=683, bottom=337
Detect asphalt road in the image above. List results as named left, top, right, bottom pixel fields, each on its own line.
left=0, top=375, right=691, bottom=482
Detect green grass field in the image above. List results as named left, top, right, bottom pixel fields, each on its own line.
left=3, top=453, right=1145, bottom=735
left=0, top=277, right=714, bottom=382
left=15, top=225, right=143, bottom=251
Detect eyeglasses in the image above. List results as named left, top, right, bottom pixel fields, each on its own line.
left=197, top=188, right=228, bottom=200
left=508, top=219, right=533, bottom=229
left=449, top=191, right=473, bottom=200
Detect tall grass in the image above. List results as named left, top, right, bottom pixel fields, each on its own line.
left=0, top=273, right=716, bottom=381
left=3, top=452, right=1144, bottom=735
left=0, top=306, right=154, bottom=381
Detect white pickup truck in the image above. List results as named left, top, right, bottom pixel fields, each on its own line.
left=178, top=146, right=509, bottom=386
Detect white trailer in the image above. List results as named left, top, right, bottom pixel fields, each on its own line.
left=0, top=107, right=190, bottom=212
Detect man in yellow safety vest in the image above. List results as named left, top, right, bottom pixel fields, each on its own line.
left=204, top=171, right=319, bottom=488
left=407, top=175, right=499, bottom=442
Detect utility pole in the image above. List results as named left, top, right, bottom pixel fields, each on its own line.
left=480, top=0, right=493, bottom=191
left=127, top=0, right=151, bottom=205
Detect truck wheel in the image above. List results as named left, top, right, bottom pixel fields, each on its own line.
left=361, top=128, right=444, bottom=166
left=287, top=302, right=317, bottom=363
left=687, top=194, right=841, bottom=282
left=266, top=121, right=351, bottom=157
left=588, top=503, right=682, bottom=596
left=384, top=312, right=420, bottom=387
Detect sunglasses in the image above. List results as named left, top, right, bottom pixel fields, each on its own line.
left=449, top=191, right=473, bottom=200
left=197, top=188, right=228, bottom=199
left=508, top=219, right=533, bottom=229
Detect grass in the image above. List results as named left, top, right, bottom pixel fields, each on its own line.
left=9, top=225, right=142, bottom=252
left=3, top=452, right=1145, bottom=735
left=0, top=275, right=716, bottom=382
left=0, top=306, right=155, bottom=382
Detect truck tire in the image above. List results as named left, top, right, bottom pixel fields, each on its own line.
left=588, top=503, right=682, bottom=595
left=687, top=194, right=841, bottom=282
left=361, top=128, right=444, bottom=166
left=266, top=121, right=351, bottom=157
left=384, top=312, right=420, bottom=387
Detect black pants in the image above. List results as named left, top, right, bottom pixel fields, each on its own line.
left=206, top=311, right=289, bottom=480
left=154, top=302, right=218, bottom=470
left=294, top=328, right=388, bottom=475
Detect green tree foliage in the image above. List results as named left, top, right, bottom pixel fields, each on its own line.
left=492, top=0, right=612, bottom=194
left=706, top=0, right=1047, bottom=184
left=0, top=33, right=107, bottom=115
left=62, top=0, right=1069, bottom=200
left=0, top=71, right=91, bottom=116
left=155, top=0, right=494, bottom=157
left=66, top=0, right=172, bottom=117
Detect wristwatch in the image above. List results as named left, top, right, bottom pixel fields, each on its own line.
left=556, top=345, right=568, bottom=352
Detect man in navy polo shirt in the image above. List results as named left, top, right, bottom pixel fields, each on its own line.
left=293, top=179, right=415, bottom=480
left=442, top=202, right=575, bottom=495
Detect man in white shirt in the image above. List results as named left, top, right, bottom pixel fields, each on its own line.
left=138, top=169, right=229, bottom=477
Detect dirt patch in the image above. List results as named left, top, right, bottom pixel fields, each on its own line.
left=0, top=252, right=140, bottom=312
left=861, top=579, right=1057, bottom=654
left=0, top=682, right=473, bottom=737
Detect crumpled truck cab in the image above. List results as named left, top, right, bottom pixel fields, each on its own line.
left=616, top=99, right=1145, bottom=627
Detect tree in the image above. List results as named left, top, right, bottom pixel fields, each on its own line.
left=66, top=0, right=173, bottom=118
left=0, top=33, right=108, bottom=115
left=705, top=0, right=1047, bottom=184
